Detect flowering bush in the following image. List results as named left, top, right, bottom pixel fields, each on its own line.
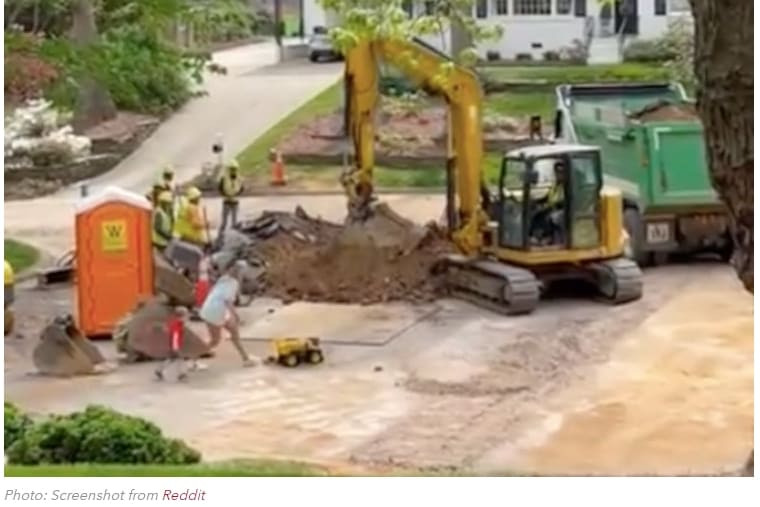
left=4, top=99, right=92, bottom=168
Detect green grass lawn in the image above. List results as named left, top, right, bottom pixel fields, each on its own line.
left=5, top=460, right=327, bottom=477
left=484, top=91, right=556, bottom=122
left=4, top=239, right=40, bottom=273
left=237, top=80, right=342, bottom=175
left=236, top=63, right=667, bottom=188
left=481, top=62, right=669, bottom=84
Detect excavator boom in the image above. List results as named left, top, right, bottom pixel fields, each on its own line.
left=343, top=38, right=487, bottom=254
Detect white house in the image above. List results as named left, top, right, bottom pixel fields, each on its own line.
left=304, top=0, right=692, bottom=63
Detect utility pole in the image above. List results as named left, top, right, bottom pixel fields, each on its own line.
left=274, top=0, right=284, bottom=62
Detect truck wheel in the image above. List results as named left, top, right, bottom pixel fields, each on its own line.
left=308, top=350, right=323, bottom=364
left=623, top=208, right=652, bottom=267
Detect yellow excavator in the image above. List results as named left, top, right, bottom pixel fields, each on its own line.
left=341, top=37, right=643, bottom=315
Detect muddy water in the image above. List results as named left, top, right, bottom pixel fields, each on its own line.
left=482, top=275, right=753, bottom=475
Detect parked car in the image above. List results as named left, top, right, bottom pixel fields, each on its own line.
left=308, top=26, right=341, bottom=62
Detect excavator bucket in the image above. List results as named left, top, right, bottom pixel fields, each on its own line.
left=154, top=252, right=196, bottom=307
left=114, top=297, right=210, bottom=362
left=33, top=315, right=111, bottom=377
left=339, top=201, right=432, bottom=255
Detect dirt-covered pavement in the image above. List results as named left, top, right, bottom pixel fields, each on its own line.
left=5, top=237, right=752, bottom=475
left=3, top=188, right=752, bottom=475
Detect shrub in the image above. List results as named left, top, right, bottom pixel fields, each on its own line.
left=515, top=52, right=533, bottom=61
left=623, top=39, right=674, bottom=63
left=6, top=405, right=201, bottom=465
left=4, top=402, right=33, bottom=451
left=486, top=50, right=501, bottom=62
left=542, top=50, right=560, bottom=62
left=558, top=38, right=588, bottom=63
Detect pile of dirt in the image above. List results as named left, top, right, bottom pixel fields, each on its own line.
left=245, top=204, right=454, bottom=305
left=631, top=101, right=699, bottom=122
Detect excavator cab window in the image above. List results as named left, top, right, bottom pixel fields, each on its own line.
left=497, top=150, right=602, bottom=250
left=497, top=157, right=531, bottom=248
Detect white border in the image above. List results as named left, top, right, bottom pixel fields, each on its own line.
left=1, top=4, right=758, bottom=507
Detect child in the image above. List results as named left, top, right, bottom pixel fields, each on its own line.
left=198, top=260, right=257, bottom=367
left=155, top=307, right=204, bottom=381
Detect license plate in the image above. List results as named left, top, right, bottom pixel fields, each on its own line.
left=646, top=222, right=670, bottom=243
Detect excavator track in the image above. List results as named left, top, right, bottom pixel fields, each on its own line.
left=588, top=257, right=643, bottom=304
left=441, top=254, right=541, bottom=316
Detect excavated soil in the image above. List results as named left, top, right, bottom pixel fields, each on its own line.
left=247, top=204, right=454, bottom=305
left=631, top=101, right=699, bottom=122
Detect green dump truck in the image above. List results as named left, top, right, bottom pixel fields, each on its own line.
left=553, top=83, right=731, bottom=265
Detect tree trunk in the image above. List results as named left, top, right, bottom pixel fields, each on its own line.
left=689, top=0, right=753, bottom=477
left=688, top=0, right=753, bottom=294
left=450, top=16, right=472, bottom=60
left=70, top=0, right=117, bottom=132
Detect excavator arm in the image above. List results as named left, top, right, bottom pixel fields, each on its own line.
left=342, top=38, right=487, bottom=254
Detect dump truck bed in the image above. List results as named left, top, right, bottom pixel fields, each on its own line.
left=554, top=83, right=729, bottom=260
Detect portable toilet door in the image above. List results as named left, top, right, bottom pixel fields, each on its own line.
left=74, top=186, right=154, bottom=337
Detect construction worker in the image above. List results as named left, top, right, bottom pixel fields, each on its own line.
left=146, top=182, right=164, bottom=205
left=160, top=166, right=175, bottom=194
left=532, top=160, right=567, bottom=244
left=218, top=159, right=244, bottom=234
left=173, top=186, right=208, bottom=246
left=152, top=191, right=175, bottom=251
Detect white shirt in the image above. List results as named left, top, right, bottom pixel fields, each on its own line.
left=198, top=275, right=239, bottom=326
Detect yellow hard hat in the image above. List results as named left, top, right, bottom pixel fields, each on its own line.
left=228, top=159, right=240, bottom=170
left=158, top=191, right=173, bottom=204
left=186, top=186, right=202, bottom=200
left=162, top=166, right=174, bottom=178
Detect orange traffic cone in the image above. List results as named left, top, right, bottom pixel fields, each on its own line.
left=270, top=148, right=286, bottom=186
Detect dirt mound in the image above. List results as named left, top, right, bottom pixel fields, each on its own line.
left=246, top=204, right=454, bottom=305
left=631, top=101, right=699, bottom=122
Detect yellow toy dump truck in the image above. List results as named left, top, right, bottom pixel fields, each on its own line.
left=269, top=337, right=324, bottom=367
left=5, top=260, right=15, bottom=336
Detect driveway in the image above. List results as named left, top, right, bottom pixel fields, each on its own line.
left=62, top=42, right=341, bottom=196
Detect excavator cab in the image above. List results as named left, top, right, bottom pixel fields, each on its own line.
left=450, top=143, right=643, bottom=315
left=496, top=145, right=604, bottom=252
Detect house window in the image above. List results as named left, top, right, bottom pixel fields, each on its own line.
left=556, top=0, right=572, bottom=15
left=424, top=1, right=435, bottom=15
left=495, top=0, right=508, bottom=15
left=513, top=0, right=551, bottom=15
left=654, top=0, right=667, bottom=15
left=476, top=0, right=489, bottom=18
left=669, top=0, right=691, bottom=12
left=402, top=0, right=413, bottom=18
left=574, top=0, right=586, bottom=16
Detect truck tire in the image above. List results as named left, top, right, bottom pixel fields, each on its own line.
left=623, top=208, right=652, bottom=267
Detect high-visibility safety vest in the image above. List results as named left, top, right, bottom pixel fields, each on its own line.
left=546, top=183, right=564, bottom=206
left=173, top=201, right=206, bottom=244
left=219, top=174, right=243, bottom=203
left=152, top=208, right=173, bottom=248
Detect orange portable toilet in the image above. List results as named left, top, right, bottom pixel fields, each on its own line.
left=74, top=186, right=154, bottom=337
